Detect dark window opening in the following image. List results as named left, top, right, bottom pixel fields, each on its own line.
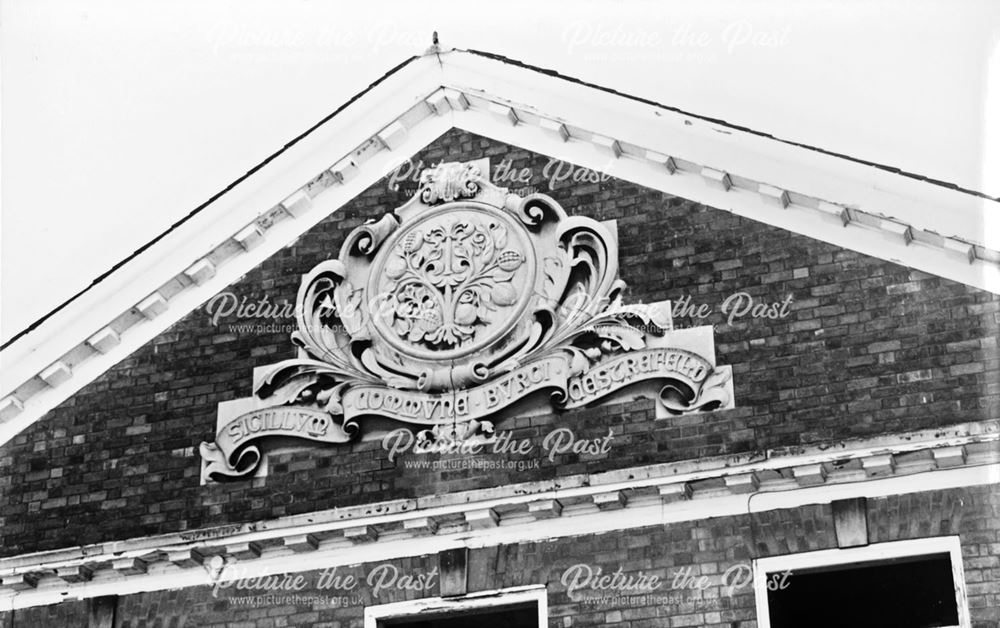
left=378, top=602, right=538, bottom=628
left=767, top=553, right=960, bottom=628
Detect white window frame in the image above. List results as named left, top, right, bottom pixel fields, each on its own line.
left=363, top=584, right=547, bottom=628
left=752, top=536, right=970, bottom=628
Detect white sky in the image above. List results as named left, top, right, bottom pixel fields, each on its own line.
left=2, top=0, right=999, bottom=343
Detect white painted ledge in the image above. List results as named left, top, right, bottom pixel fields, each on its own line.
left=0, top=419, right=996, bottom=610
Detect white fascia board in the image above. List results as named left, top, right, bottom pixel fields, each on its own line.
left=0, top=56, right=441, bottom=389
left=440, top=51, right=996, bottom=247
left=0, top=100, right=453, bottom=447
left=449, top=107, right=1000, bottom=292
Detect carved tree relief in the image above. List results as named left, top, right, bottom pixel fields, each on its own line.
left=201, top=162, right=733, bottom=480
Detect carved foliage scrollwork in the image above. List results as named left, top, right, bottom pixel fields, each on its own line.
left=201, top=161, right=734, bottom=480
left=251, top=163, right=711, bottom=441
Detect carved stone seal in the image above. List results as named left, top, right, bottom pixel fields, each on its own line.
left=200, top=162, right=733, bottom=481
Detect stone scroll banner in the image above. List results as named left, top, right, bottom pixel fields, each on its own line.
left=200, top=407, right=352, bottom=481
left=201, top=348, right=731, bottom=481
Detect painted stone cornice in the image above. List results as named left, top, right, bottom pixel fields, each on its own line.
left=1, top=419, right=997, bottom=609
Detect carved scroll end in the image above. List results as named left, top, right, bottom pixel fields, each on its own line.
left=514, top=193, right=567, bottom=230
left=345, top=214, right=399, bottom=257
left=200, top=441, right=261, bottom=483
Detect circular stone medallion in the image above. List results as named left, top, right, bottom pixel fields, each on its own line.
left=368, top=203, right=536, bottom=361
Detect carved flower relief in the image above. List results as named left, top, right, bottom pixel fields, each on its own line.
left=378, top=217, right=525, bottom=349
left=386, top=284, right=441, bottom=342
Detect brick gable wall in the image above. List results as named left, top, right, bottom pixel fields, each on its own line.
left=1, top=128, right=997, bottom=557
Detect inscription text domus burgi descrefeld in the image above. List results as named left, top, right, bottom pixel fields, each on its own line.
left=200, top=162, right=733, bottom=480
